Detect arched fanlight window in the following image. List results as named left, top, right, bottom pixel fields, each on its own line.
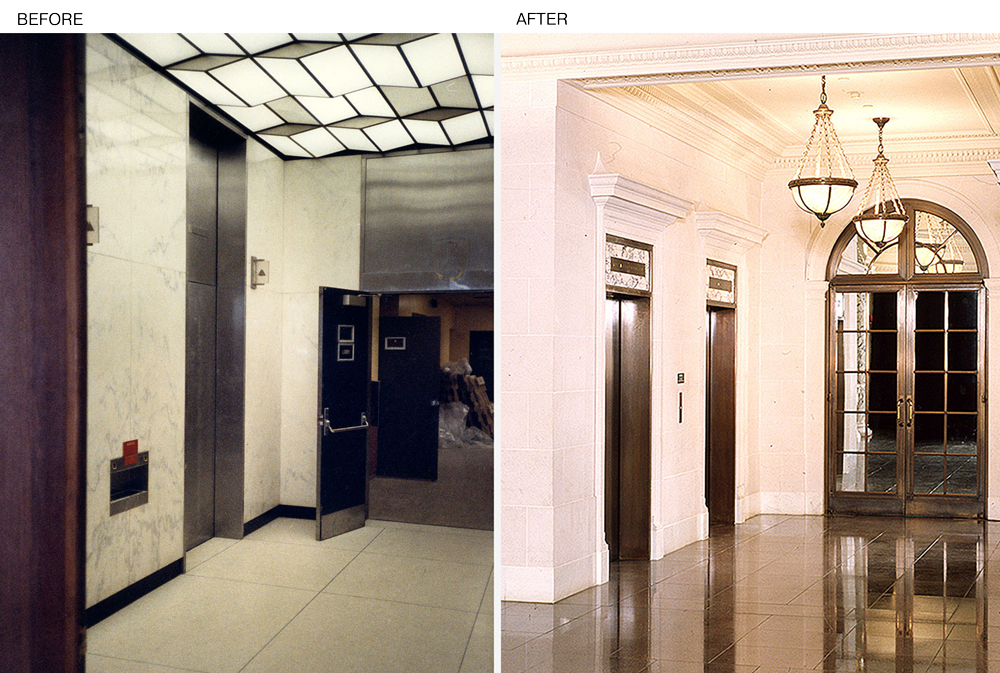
left=828, top=200, right=987, bottom=281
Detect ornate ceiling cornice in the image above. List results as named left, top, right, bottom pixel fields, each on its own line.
left=773, top=146, right=1000, bottom=171
left=501, top=33, right=1000, bottom=85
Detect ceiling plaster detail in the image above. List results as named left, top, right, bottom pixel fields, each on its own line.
left=588, top=70, right=1000, bottom=181
left=590, top=85, right=778, bottom=180
left=774, top=147, right=1000, bottom=171
left=502, top=33, right=1000, bottom=83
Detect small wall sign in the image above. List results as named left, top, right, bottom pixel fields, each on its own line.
left=706, top=259, right=736, bottom=308
left=606, top=235, right=652, bottom=296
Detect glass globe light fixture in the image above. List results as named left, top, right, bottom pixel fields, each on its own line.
left=788, top=75, right=858, bottom=224
left=915, top=242, right=943, bottom=270
left=852, top=117, right=908, bottom=248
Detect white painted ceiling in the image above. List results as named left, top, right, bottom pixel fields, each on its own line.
left=652, top=66, right=1000, bottom=153
left=117, top=33, right=494, bottom=159
left=505, top=33, right=1000, bottom=169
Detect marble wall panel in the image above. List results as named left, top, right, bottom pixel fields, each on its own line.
left=85, top=34, right=188, bottom=608
left=282, top=157, right=363, bottom=294
left=279, top=292, right=321, bottom=507
left=128, top=264, right=186, bottom=579
left=243, top=140, right=285, bottom=523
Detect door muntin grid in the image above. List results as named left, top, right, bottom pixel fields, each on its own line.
left=911, top=289, right=979, bottom=496
left=833, top=291, right=900, bottom=494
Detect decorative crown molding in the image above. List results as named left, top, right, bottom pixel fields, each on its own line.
left=773, top=146, right=1000, bottom=171
left=601, top=85, right=779, bottom=180
left=590, top=167, right=693, bottom=218
left=695, top=212, right=768, bottom=251
left=589, top=157, right=694, bottom=234
left=501, top=33, right=1000, bottom=85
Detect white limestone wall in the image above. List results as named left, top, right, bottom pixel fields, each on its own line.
left=278, top=157, right=364, bottom=508
left=501, top=78, right=765, bottom=602
left=85, top=34, right=187, bottom=607
left=243, top=140, right=285, bottom=523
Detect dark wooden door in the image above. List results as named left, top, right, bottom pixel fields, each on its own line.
left=317, top=288, right=372, bottom=540
left=605, top=296, right=651, bottom=560
left=0, top=34, right=86, bottom=673
left=706, top=307, right=736, bottom=525
left=377, top=315, right=442, bottom=480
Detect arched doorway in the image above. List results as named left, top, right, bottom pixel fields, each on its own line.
left=826, top=200, right=989, bottom=517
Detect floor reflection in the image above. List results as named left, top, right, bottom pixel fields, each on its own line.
left=501, top=515, right=998, bottom=673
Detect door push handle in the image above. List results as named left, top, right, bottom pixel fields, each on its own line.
left=319, top=407, right=369, bottom=436
left=906, top=397, right=914, bottom=427
left=897, top=398, right=904, bottom=427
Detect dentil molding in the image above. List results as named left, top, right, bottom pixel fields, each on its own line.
left=502, top=33, right=1000, bottom=84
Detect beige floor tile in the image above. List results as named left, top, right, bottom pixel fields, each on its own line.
left=481, top=570, right=495, bottom=613
left=371, top=518, right=493, bottom=539
left=184, top=537, right=238, bottom=571
left=241, top=592, right=476, bottom=673
left=87, top=575, right=314, bottom=673
left=363, top=525, right=493, bottom=566
left=244, top=517, right=385, bottom=551
left=324, top=550, right=491, bottom=611
left=186, top=538, right=357, bottom=591
left=86, top=654, right=207, bottom=673
left=460, top=610, right=494, bottom=673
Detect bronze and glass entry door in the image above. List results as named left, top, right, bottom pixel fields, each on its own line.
left=830, top=286, right=984, bottom=517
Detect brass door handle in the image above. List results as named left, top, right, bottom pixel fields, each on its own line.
left=897, top=398, right=904, bottom=427
left=906, top=397, right=914, bottom=427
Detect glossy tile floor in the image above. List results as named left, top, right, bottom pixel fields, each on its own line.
left=502, top=514, right=1000, bottom=673
left=86, top=517, right=493, bottom=673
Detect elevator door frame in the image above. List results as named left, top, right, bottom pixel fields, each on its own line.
left=826, top=281, right=986, bottom=518
left=605, top=292, right=652, bottom=561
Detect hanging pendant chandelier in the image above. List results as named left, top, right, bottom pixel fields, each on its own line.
left=852, top=117, right=908, bottom=248
left=788, top=75, right=858, bottom=224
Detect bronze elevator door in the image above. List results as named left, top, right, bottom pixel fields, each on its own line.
left=605, top=295, right=651, bottom=561
left=706, top=307, right=736, bottom=525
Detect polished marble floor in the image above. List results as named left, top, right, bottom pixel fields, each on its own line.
left=86, top=517, right=493, bottom=673
left=502, top=514, right=1000, bottom=672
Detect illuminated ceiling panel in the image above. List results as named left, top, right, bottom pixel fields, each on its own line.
left=115, top=33, right=494, bottom=159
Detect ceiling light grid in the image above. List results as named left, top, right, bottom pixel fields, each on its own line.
left=114, top=33, right=494, bottom=160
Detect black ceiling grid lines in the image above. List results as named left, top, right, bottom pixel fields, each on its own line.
left=341, top=40, right=421, bottom=152
left=110, top=33, right=494, bottom=160
left=449, top=32, right=491, bottom=147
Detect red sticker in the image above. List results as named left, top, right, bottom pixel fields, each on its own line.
left=124, top=454, right=138, bottom=466
left=123, top=439, right=138, bottom=456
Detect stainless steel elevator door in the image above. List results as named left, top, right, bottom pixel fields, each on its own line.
left=184, top=130, right=219, bottom=551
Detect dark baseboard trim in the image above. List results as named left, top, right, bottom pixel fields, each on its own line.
left=85, top=558, right=183, bottom=627
left=243, top=504, right=315, bottom=537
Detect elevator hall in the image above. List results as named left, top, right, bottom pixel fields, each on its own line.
left=0, top=32, right=493, bottom=673
left=499, top=32, right=1000, bottom=673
